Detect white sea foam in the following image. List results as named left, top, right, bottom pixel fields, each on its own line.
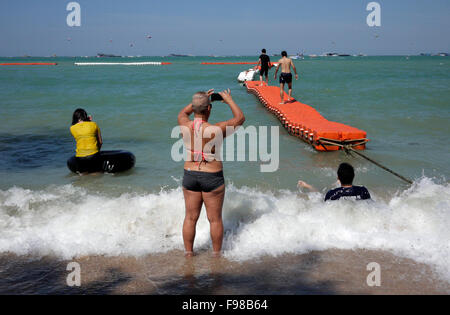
left=0, top=178, right=449, bottom=281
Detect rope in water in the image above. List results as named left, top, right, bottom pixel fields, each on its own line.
left=317, top=138, right=413, bottom=185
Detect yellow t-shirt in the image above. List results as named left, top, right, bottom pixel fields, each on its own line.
left=70, top=121, right=100, bottom=157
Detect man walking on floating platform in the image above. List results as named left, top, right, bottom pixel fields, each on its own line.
left=274, top=51, right=298, bottom=104
left=257, top=49, right=271, bottom=86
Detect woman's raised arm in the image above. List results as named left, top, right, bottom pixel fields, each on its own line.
left=214, top=89, right=245, bottom=137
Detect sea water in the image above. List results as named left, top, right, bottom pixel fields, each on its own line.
left=0, top=56, right=449, bottom=282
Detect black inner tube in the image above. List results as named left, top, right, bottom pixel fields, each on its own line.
left=67, top=150, right=136, bottom=174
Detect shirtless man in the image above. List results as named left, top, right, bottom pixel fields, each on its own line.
left=273, top=51, right=298, bottom=104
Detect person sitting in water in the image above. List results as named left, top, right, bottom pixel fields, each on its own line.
left=178, top=89, right=245, bottom=257
left=70, top=108, right=103, bottom=173
left=298, top=163, right=371, bottom=201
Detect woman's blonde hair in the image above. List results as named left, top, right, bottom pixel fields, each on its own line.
left=192, top=91, right=210, bottom=114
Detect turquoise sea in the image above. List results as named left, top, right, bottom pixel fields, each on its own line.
left=0, top=56, right=449, bottom=291
left=0, top=56, right=449, bottom=192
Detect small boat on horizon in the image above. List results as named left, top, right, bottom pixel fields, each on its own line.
left=169, top=54, right=192, bottom=57
left=323, top=52, right=339, bottom=57
left=97, top=53, right=122, bottom=58
left=290, top=53, right=304, bottom=60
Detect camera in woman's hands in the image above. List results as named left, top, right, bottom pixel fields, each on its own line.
left=210, top=93, right=223, bottom=102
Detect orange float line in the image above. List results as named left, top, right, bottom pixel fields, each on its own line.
left=201, top=62, right=258, bottom=65
left=0, top=63, right=58, bottom=66
left=245, top=81, right=368, bottom=151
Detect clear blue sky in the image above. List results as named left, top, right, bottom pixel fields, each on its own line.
left=0, top=0, right=449, bottom=56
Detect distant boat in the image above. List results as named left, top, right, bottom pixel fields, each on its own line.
left=97, top=53, right=121, bottom=58
left=169, top=54, right=189, bottom=57
left=290, top=53, right=304, bottom=60
left=237, top=67, right=259, bottom=82
left=438, top=53, right=449, bottom=57
left=323, top=53, right=351, bottom=57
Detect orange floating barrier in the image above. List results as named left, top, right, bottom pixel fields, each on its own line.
left=245, top=81, right=368, bottom=151
left=0, top=63, right=58, bottom=66
left=201, top=62, right=258, bottom=65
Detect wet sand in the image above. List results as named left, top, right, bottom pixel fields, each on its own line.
left=0, top=249, right=448, bottom=295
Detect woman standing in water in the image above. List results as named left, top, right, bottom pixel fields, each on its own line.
left=70, top=108, right=103, bottom=173
left=178, top=89, right=245, bottom=257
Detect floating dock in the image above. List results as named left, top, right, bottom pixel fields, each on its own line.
left=245, top=81, right=368, bottom=151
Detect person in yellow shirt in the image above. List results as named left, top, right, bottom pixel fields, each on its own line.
left=70, top=108, right=103, bottom=173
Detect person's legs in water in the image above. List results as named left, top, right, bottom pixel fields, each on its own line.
left=182, top=188, right=203, bottom=257
left=202, top=184, right=225, bottom=256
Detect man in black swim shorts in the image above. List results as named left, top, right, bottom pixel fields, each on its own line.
left=279, top=72, right=292, bottom=84
left=257, top=49, right=271, bottom=86
left=274, top=51, right=299, bottom=104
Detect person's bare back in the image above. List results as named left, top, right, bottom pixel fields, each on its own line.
left=278, top=56, right=294, bottom=73
left=273, top=51, right=299, bottom=104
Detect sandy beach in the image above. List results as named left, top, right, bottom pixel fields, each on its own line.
left=1, top=249, right=448, bottom=295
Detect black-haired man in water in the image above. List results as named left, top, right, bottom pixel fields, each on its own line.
left=298, top=163, right=371, bottom=201
left=273, top=51, right=298, bottom=104
left=257, top=49, right=271, bottom=86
